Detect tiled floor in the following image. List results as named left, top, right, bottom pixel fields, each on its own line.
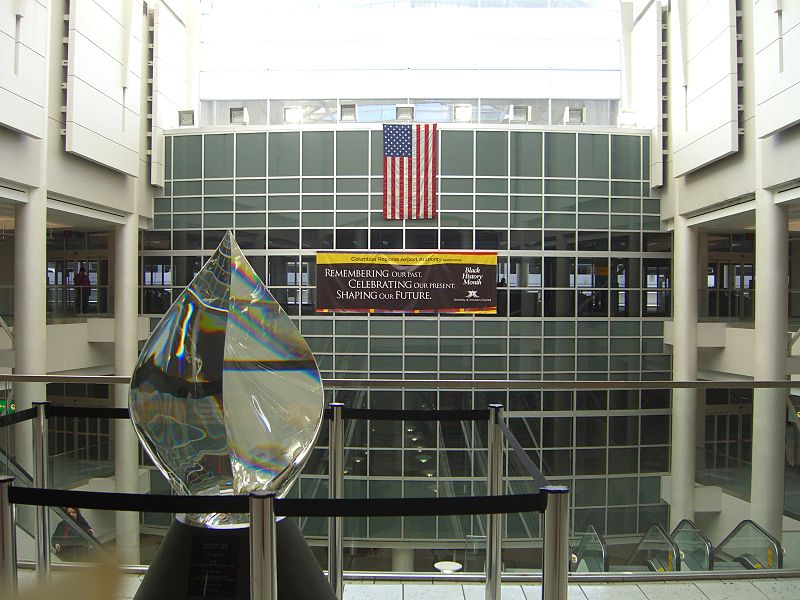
left=15, top=570, right=800, bottom=600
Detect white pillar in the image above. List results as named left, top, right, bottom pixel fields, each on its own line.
left=751, top=181, right=788, bottom=540
left=13, top=0, right=52, bottom=474
left=670, top=214, right=698, bottom=529
left=13, top=193, right=48, bottom=473
left=698, top=232, right=709, bottom=319
left=114, top=214, right=140, bottom=563
left=391, top=547, right=414, bottom=572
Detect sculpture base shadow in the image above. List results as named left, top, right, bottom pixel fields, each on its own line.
left=134, top=516, right=336, bottom=600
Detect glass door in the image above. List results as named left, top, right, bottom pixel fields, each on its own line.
left=706, top=257, right=754, bottom=320
left=46, top=256, right=109, bottom=317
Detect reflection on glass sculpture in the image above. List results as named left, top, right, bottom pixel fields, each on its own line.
left=129, top=232, right=324, bottom=526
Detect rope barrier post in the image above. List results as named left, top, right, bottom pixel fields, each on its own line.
left=32, top=401, right=49, bottom=584
left=328, top=402, right=345, bottom=599
left=249, top=490, right=277, bottom=600
left=486, top=404, right=504, bottom=600
left=542, top=486, right=569, bottom=600
left=0, top=476, right=17, bottom=598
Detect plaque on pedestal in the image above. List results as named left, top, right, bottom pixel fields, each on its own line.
left=134, top=516, right=335, bottom=600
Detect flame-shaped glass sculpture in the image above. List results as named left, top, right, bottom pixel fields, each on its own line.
left=129, top=232, right=324, bottom=526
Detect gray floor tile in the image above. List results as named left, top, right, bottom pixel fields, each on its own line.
left=522, top=583, right=587, bottom=600
left=694, top=580, right=769, bottom=600
left=462, top=584, right=527, bottom=600
left=751, top=579, right=800, bottom=600
left=344, top=583, right=403, bottom=600
left=520, top=583, right=542, bottom=600
left=637, top=582, right=708, bottom=600
left=580, top=583, right=648, bottom=600
left=403, top=583, right=465, bottom=599
left=569, top=585, right=590, bottom=600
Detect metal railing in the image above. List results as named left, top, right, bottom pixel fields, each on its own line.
left=0, top=393, right=568, bottom=600
left=1, top=375, right=799, bottom=598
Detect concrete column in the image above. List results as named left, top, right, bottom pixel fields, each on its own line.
left=670, top=214, right=698, bottom=529
left=14, top=194, right=47, bottom=472
left=698, top=232, right=709, bottom=319
left=752, top=182, right=788, bottom=540
left=13, top=0, right=52, bottom=474
left=114, top=213, right=140, bottom=563
left=695, top=389, right=707, bottom=469
left=392, top=547, right=414, bottom=572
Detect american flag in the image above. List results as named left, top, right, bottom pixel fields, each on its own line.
left=383, top=123, right=437, bottom=219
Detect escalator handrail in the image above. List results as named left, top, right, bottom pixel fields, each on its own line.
left=670, top=518, right=714, bottom=570
left=714, top=519, right=783, bottom=569
left=572, top=524, right=609, bottom=572
left=627, top=522, right=681, bottom=572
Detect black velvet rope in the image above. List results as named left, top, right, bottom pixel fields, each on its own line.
left=0, top=407, right=36, bottom=427
left=337, top=408, right=490, bottom=422
left=0, top=406, right=488, bottom=425
left=499, top=419, right=549, bottom=490
left=8, top=486, right=549, bottom=517
left=45, top=406, right=130, bottom=419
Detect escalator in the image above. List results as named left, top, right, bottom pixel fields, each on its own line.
left=713, top=520, right=783, bottom=570
left=0, top=451, right=107, bottom=561
left=575, top=519, right=784, bottom=573
left=572, top=523, right=679, bottom=572
left=616, top=523, right=680, bottom=572
left=570, top=525, right=608, bottom=572
left=671, top=519, right=713, bottom=570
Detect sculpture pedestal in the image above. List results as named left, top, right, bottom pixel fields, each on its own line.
left=134, top=516, right=335, bottom=600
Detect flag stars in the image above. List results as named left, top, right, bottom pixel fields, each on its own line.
left=384, top=125, right=413, bottom=157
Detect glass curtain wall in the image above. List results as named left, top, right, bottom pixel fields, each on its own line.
left=142, top=126, right=672, bottom=552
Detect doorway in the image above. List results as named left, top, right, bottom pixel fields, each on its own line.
left=46, top=256, right=110, bottom=317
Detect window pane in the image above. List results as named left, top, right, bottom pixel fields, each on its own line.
left=173, top=135, right=202, bottom=179
left=204, top=134, right=234, bottom=178
left=510, top=131, right=542, bottom=177
left=611, top=135, right=641, bottom=180
left=476, top=131, right=508, bottom=176
left=336, top=131, right=368, bottom=175
left=441, top=131, right=473, bottom=176
left=545, top=132, right=576, bottom=178
left=236, top=133, right=266, bottom=177
left=269, top=132, right=300, bottom=176
left=302, top=131, right=334, bottom=176
left=578, top=133, right=608, bottom=179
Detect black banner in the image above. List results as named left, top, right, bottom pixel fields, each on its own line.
left=316, top=251, right=496, bottom=313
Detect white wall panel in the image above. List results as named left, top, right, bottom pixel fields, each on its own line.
left=630, top=1, right=664, bottom=187
left=65, top=0, right=143, bottom=176
left=66, top=78, right=139, bottom=169
left=0, top=0, right=47, bottom=137
left=671, top=0, right=738, bottom=176
left=0, top=124, right=42, bottom=187
left=69, top=32, right=141, bottom=111
left=150, top=1, right=192, bottom=187
left=755, top=0, right=800, bottom=137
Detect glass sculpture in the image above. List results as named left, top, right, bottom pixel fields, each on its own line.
left=129, top=232, right=324, bottom=526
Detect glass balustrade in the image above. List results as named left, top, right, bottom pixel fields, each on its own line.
left=714, top=520, right=783, bottom=570
left=625, top=523, right=680, bottom=572
left=671, top=519, right=712, bottom=571
left=572, top=525, right=607, bottom=572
